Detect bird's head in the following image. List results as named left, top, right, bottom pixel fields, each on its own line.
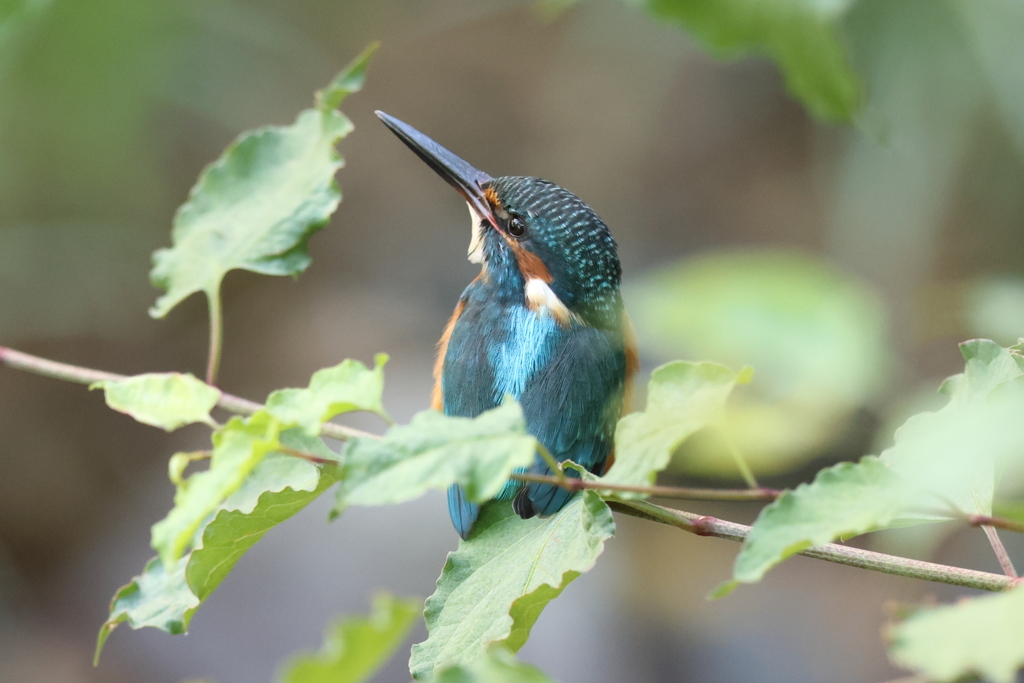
left=377, top=111, right=622, bottom=329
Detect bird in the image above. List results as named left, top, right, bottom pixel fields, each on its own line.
left=377, top=111, right=637, bottom=539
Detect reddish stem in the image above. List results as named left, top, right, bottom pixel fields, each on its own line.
left=510, top=471, right=780, bottom=502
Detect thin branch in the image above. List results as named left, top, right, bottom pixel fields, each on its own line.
left=608, top=498, right=1016, bottom=593
left=965, top=513, right=1024, bottom=535
left=535, top=442, right=568, bottom=485
left=320, top=422, right=379, bottom=442
left=510, top=472, right=780, bottom=502
left=206, top=290, right=224, bottom=386
left=981, top=525, right=1018, bottom=578
left=3, top=345, right=1019, bottom=593
left=277, top=446, right=341, bottom=467
left=903, top=504, right=1024, bottom=536
left=216, top=393, right=378, bottom=442
left=0, top=345, right=379, bottom=442
left=0, top=346, right=122, bottom=384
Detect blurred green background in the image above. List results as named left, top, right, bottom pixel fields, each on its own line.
left=1, top=0, right=1023, bottom=681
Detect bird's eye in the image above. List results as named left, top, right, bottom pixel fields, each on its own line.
left=508, top=216, right=527, bottom=238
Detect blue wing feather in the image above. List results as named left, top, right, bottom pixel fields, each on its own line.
left=518, top=325, right=625, bottom=516
left=441, top=283, right=500, bottom=539
left=441, top=279, right=626, bottom=535
left=447, top=484, right=479, bottom=539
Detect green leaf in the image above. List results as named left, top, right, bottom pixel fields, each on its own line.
left=883, top=340, right=1024, bottom=519
left=186, top=432, right=339, bottom=602
left=425, top=647, right=556, bottom=683
left=97, top=432, right=337, bottom=662
left=887, top=586, right=1024, bottom=683
left=409, top=492, right=614, bottom=679
left=315, top=42, right=379, bottom=112
left=151, top=412, right=282, bottom=568
left=265, top=355, right=389, bottom=435
left=95, top=554, right=198, bottom=665
left=940, top=339, right=1024, bottom=401
left=91, top=372, right=220, bottom=431
left=280, top=593, right=419, bottom=683
left=334, top=403, right=537, bottom=514
left=603, top=361, right=748, bottom=492
left=730, top=339, right=1024, bottom=588
left=149, top=46, right=375, bottom=318
left=643, top=0, right=860, bottom=121
left=0, top=0, right=51, bottom=47
left=731, top=456, right=906, bottom=585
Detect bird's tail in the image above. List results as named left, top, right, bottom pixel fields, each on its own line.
left=512, top=466, right=581, bottom=519
left=447, top=484, right=480, bottom=540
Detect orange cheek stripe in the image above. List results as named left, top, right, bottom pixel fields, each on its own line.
left=432, top=299, right=465, bottom=411
left=484, top=186, right=501, bottom=208
left=505, top=237, right=553, bottom=283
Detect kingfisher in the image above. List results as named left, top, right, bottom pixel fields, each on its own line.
left=377, top=111, right=637, bottom=539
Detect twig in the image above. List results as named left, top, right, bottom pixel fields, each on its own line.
left=966, top=513, right=1024, bottom=535
left=510, top=472, right=780, bottom=501
left=215, top=393, right=378, bottom=442
left=535, top=442, right=568, bottom=485
left=0, top=345, right=379, bottom=442
left=981, top=525, right=1018, bottom=578
left=206, top=290, right=223, bottom=386
left=608, top=499, right=1015, bottom=593
left=903, top=504, right=1024, bottom=536
left=277, top=446, right=341, bottom=467
left=4, top=345, right=1019, bottom=594
left=297, top=419, right=375, bottom=442
left=0, top=346, right=122, bottom=384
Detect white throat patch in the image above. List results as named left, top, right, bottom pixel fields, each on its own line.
left=525, top=278, right=577, bottom=326
left=466, top=202, right=486, bottom=264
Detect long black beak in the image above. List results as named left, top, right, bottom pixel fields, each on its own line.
left=376, top=111, right=497, bottom=228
